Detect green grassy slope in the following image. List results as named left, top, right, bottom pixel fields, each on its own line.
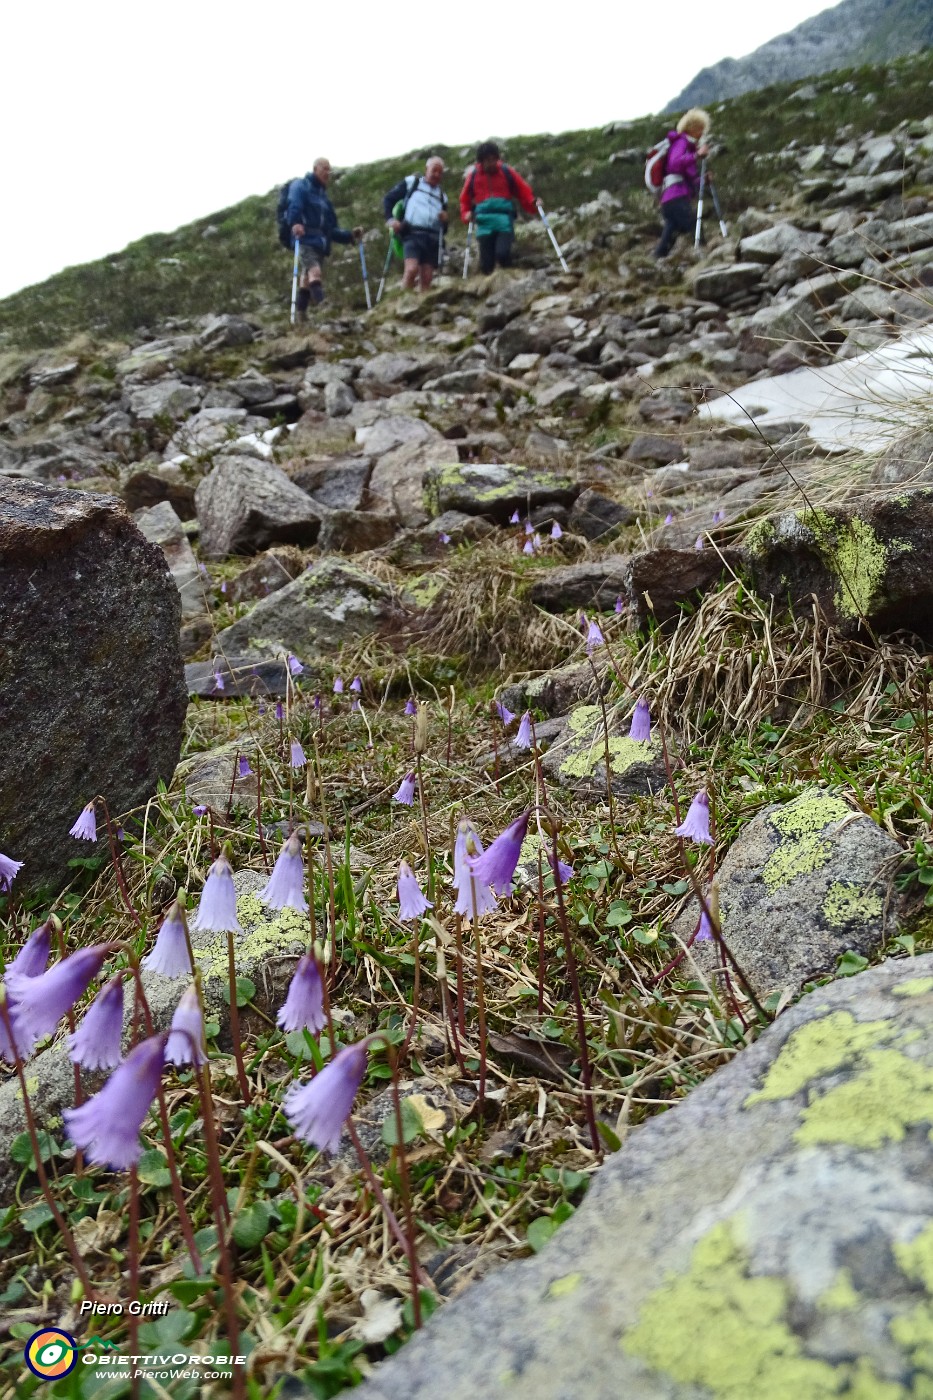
left=3, top=46, right=933, bottom=349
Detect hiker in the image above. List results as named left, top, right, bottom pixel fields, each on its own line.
left=653, top=109, right=711, bottom=259
left=383, top=157, right=449, bottom=292
left=459, top=142, right=538, bottom=274
left=286, top=158, right=363, bottom=317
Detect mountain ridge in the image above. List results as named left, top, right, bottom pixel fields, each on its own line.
left=667, top=0, right=933, bottom=110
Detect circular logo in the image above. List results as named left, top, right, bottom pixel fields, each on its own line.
left=24, top=1329, right=78, bottom=1380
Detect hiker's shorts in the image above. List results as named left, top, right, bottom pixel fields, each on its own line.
left=298, top=246, right=324, bottom=278
left=402, top=228, right=441, bottom=267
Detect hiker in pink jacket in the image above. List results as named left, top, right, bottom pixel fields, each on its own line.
left=654, top=108, right=711, bottom=259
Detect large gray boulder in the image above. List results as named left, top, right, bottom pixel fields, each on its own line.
left=195, top=457, right=322, bottom=559
left=0, top=483, right=186, bottom=892
left=369, top=439, right=457, bottom=527
left=124, top=378, right=202, bottom=422
left=354, top=954, right=933, bottom=1399
left=685, top=788, right=903, bottom=999
left=690, top=262, right=765, bottom=303
left=217, top=557, right=397, bottom=657
left=738, top=222, right=824, bottom=264
left=424, top=461, right=579, bottom=521
left=745, top=488, right=933, bottom=638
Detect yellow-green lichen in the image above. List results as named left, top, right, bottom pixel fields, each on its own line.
left=895, top=1222, right=933, bottom=1293
left=804, top=509, right=890, bottom=621
left=890, top=1303, right=933, bottom=1379
left=746, top=1011, right=893, bottom=1105
left=822, top=881, right=883, bottom=927
left=817, top=1269, right=860, bottom=1312
left=744, top=518, right=777, bottom=558
left=795, top=1048, right=933, bottom=1148
left=893, top=978, right=933, bottom=998
left=403, top=573, right=447, bottom=609
left=762, top=832, right=835, bottom=892
left=191, top=892, right=308, bottom=982
left=769, top=792, right=850, bottom=839
left=547, top=1272, right=582, bottom=1299
left=559, top=707, right=657, bottom=780
left=622, top=1220, right=843, bottom=1398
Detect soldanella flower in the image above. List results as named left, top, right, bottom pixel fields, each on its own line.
left=350, top=676, right=362, bottom=693
left=290, top=740, right=307, bottom=769
left=514, top=712, right=533, bottom=750
left=694, top=536, right=704, bottom=551
left=287, top=654, right=304, bottom=676
left=550, top=521, right=563, bottom=540
left=277, top=954, right=325, bottom=1035
left=695, top=908, right=714, bottom=942
left=452, top=819, right=498, bottom=919
left=69, top=974, right=125, bottom=1071
left=522, top=539, right=535, bottom=556
left=260, top=832, right=308, bottom=912
left=192, top=805, right=208, bottom=817
left=213, top=671, right=225, bottom=692
left=629, top=699, right=651, bottom=742
left=469, top=811, right=531, bottom=897
left=333, top=677, right=344, bottom=694
left=7, top=918, right=54, bottom=979
left=8, top=945, right=110, bottom=1058
left=664, top=512, right=674, bottom=526
left=283, top=1040, right=369, bottom=1155
left=0, top=851, right=23, bottom=891
left=675, top=789, right=713, bottom=845
left=69, top=802, right=97, bottom=842
left=583, top=616, right=604, bottom=652
left=404, top=698, right=418, bottom=717
left=614, top=596, right=625, bottom=614
left=495, top=700, right=515, bottom=726
left=439, top=532, right=451, bottom=544
left=166, top=988, right=208, bottom=1067
left=142, top=901, right=193, bottom=978
left=397, top=861, right=432, bottom=922
left=509, top=510, right=520, bottom=524
left=548, top=851, right=574, bottom=887
left=393, top=771, right=416, bottom=806
left=64, top=1033, right=167, bottom=1170
left=238, top=755, right=254, bottom=778
left=190, top=850, right=242, bottom=933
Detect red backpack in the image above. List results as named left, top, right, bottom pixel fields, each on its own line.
left=644, top=138, right=672, bottom=196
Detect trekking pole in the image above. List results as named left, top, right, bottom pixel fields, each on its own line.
left=707, top=175, right=729, bottom=238
left=694, top=160, right=707, bottom=250
left=536, top=201, right=570, bottom=273
left=358, top=239, right=372, bottom=311
left=462, top=221, right=473, bottom=279
left=437, top=224, right=444, bottom=272
left=290, top=238, right=300, bottom=325
left=375, top=238, right=394, bottom=305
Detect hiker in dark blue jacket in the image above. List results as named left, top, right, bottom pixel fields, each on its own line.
left=288, top=158, right=363, bottom=317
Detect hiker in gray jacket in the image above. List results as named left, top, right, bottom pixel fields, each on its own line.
left=383, top=157, right=449, bottom=292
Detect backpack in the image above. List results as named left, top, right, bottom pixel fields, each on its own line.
left=467, top=163, right=520, bottom=211
left=276, top=177, right=326, bottom=248
left=391, top=176, right=448, bottom=257
left=644, top=138, right=672, bottom=195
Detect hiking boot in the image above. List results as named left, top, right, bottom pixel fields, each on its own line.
left=310, top=284, right=325, bottom=305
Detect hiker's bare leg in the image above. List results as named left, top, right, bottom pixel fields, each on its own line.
left=402, top=258, right=420, bottom=290
left=418, top=264, right=435, bottom=292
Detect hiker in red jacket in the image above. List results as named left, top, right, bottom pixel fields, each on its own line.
left=459, top=142, right=538, bottom=274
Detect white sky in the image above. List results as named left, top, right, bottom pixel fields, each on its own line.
left=1, top=0, right=835, bottom=299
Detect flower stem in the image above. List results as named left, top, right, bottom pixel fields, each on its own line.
left=98, top=796, right=141, bottom=928
left=226, top=929, right=252, bottom=1104
left=0, top=998, right=97, bottom=1298
left=129, top=1165, right=141, bottom=1400
left=546, top=818, right=601, bottom=1157
left=468, top=880, right=488, bottom=1114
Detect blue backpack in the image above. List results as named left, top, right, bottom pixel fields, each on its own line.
left=276, top=178, right=324, bottom=248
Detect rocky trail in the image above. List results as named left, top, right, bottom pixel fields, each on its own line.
left=3, top=70, right=933, bottom=1399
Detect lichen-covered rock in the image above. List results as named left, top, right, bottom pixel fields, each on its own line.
left=352, top=955, right=933, bottom=1399
left=541, top=704, right=667, bottom=798
left=195, top=457, right=322, bottom=559
left=424, top=461, right=579, bottom=521
left=684, top=787, right=903, bottom=999
left=216, top=557, right=397, bottom=657
left=0, top=482, right=185, bottom=893
left=745, top=488, right=933, bottom=638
